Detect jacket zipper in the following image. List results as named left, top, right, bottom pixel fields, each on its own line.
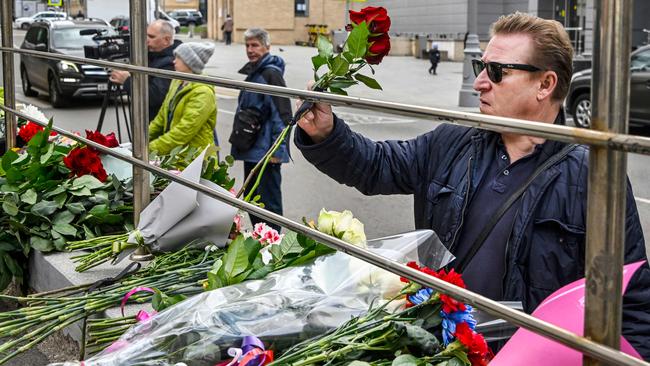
left=449, top=156, right=473, bottom=254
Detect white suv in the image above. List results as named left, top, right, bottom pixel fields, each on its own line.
left=14, top=11, right=68, bottom=30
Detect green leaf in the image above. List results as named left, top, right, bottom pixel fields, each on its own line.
left=311, top=55, right=328, bottom=73
left=329, top=87, right=348, bottom=96
left=316, top=35, right=334, bottom=58
left=40, top=143, right=55, bottom=164
left=72, top=175, right=104, bottom=190
left=330, top=56, right=350, bottom=76
left=1, top=149, right=19, bottom=172
left=246, top=263, right=274, bottom=280
left=53, top=210, right=75, bottom=225
left=11, top=152, right=30, bottom=166
left=345, top=21, right=370, bottom=58
left=53, top=192, right=67, bottom=208
left=43, top=185, right=67, bottom=198
left=5, top=167, right=24, bottom=183
left=69, top=187, right=92, bottom=196
left=2, top=200, right=19, bottom=216
left=2, top=253, right=23, bottom=278
left=342, top=51, right=354, bottom=63
left=391, top=355, right=420, bottom=366
left=152, top=289, right=187, bottom=311
left=328, top=79, right=358, bottom=89
left=354, top=74, right=383, bottom=90
left=30, top=200, right=58, bottom=217
left=223, top=235, right=262, bottom=284
left=30, top=236, right=54, bottom=252
left=67, top=202, right=86, bottom=214
left=89, top=204, right=109, bottom=218
left=52, top=223, right=77, bottom=237
left=20, top=189, right=38, bottom=205
left=270, top=231, right=302, bottom=264
left=0, top=242, right=16, bottom=251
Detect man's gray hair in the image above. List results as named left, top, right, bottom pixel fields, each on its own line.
left=244, top=28, right=271, bottom=46
left=151, top=19, right=174, bottom=38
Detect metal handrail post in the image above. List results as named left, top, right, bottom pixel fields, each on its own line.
left=584, top=1, right=632, bottom=365
left=1, top=0, right=16, bottom=149
left=129, top=0, right=153, bottom=260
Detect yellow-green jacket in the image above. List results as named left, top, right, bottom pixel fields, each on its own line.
left=149, top=79, right=216, bottom=155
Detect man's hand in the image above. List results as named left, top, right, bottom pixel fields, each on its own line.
left=269, top=157, right=282, bottom=164
left=109, top=70, right=131, bottom=85
left=296, top=82, right=334, bottom=144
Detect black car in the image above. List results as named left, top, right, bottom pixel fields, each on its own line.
left=168, top=10, right=203, bottom=26
left=20, top=19, right=115, bottom=108
left=566, top=45, right=650, bottom=128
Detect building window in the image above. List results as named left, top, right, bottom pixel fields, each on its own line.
left=295, top=0, right=309, bottom=17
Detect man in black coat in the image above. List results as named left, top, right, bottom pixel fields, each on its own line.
left=294, top=12, right=650, bottom=359
left=428, top=43, right=441, bottom=75
left=109, top=20, right=182, bottom=122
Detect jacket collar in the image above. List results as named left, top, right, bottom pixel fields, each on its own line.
left=238, top=53, right=272, bottom=76
left=149, top=39, right=182, bottom=60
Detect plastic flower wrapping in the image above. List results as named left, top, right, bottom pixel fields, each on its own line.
left=50, top=231, right=451, bottom=366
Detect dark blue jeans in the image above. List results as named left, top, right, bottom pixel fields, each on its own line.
left=244, top=161, right=283, bottom=232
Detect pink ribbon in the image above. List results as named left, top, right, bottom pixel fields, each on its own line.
left=120, top=286, right=157, bottom=320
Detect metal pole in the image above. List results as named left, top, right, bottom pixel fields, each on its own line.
left=0, top=104, right=647, bottom=366
left=3, top=47, right=650, bottom=155
left=1, top=0, right=16, bottom=150
left=458, top=0, right=481, bottom=107
left=129, top=0, right=153, bottom=261
left=583, top=1, right=632, bottom=365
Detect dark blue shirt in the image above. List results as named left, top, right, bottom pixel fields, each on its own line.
left=452, top=140, right=543, bottom=299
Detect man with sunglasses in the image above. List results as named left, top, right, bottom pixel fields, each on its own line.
left=295, top=12, right=649, bottom=358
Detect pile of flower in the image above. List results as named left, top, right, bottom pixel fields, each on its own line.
left=0, top=119, right=130, bottom=291
left=268, top=262, right=493, bottom=366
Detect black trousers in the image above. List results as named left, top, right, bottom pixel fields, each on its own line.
left=225, top=31, right=232, bottom=45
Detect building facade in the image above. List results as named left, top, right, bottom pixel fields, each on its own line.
left=207, top=0, right=349, bottom=46
left=363, top=0, right=650, bottom=60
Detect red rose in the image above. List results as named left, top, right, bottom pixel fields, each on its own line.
left=349, top=6, right=391, bottom=34
left=63, top=146, right=108, bottom=182
left=366, top=33, right=391, bottom=65
left=86, top=130, right=120, bottom=149
left=18, top=122, right=44, bottom=142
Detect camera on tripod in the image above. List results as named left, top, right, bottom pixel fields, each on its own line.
left=81, top=29, right=131, bottom=62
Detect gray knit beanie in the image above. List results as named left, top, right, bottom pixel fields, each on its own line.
left=173, top=42, right=215, bottom=74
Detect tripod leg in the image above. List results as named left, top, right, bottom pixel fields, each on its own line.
left=96, top=83, right=113, bottom=133
left=120, top=89, right=132, bottom=142
left=114, top=88, right=123, bottom=143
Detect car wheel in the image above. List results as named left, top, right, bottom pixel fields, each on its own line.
left=48, top=76, right=66, bottom=108
left=21, top=66, right=38, bottom=97
left=571, top=93, right=591, bottom=128
left=21, top=23, right=30, bottom=30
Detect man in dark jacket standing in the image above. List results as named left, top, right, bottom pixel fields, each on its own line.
left=294, top=12, right=649, bottom=358
left=428, top=43, right=441, bottom=75
left=231, top=28, right=292, bottom=232
left=109, top=20, right=182, bottom=122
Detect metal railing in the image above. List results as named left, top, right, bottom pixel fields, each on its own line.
left=0, top=1, right=647, bottom=365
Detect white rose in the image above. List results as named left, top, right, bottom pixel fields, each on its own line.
left=333, top=210, right=354, bottom=236
left=341, top=217, right=367, bottom=247
left=317, top=208, right=337, bottom=234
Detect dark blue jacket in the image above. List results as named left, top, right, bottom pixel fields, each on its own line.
left=231, top=53, right=291, bottom=163
left=296, top=116, right=649, bottom=358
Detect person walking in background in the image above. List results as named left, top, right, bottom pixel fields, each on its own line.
left=428, top=43, right=441, bottom=75
left=148, top=43, right=217, bottom=155
left=222, top=15, right=234, bottom=45
left=230, top=28, right=292, bottom=232
left=109, top=20, right=182, bottom=122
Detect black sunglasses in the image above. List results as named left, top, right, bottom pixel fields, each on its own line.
left=472, top=59, right=541, bottom=83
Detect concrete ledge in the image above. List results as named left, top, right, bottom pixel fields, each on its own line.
left=28, top=250, right=153, bottom=345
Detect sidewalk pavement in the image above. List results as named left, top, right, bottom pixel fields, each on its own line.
left=177, top=35, right=475, bottom=113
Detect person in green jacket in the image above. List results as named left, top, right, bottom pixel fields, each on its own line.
left=149, top=42, right=217, bottom=155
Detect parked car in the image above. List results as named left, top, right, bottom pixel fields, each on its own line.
left=19, top=19, right=116, bottom=107
left=108, top=13, right=180, bottom=35
left=566, top=45, right=650, bottom=128
left=14, top=11, right=68, bottom=30
left=168, top=9, right=203, bottom=26
left=109, top=16, right=130, bottom=34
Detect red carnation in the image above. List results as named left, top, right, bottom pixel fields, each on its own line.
left=454, top=322, right=493, bottom=366
left=18, top=122, right=56, bottom=143
left=349, top=6, right=391, bottom=34
left=86, top=130, right=120, bottom=149
left=63, top=146, right=108, bottom=182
